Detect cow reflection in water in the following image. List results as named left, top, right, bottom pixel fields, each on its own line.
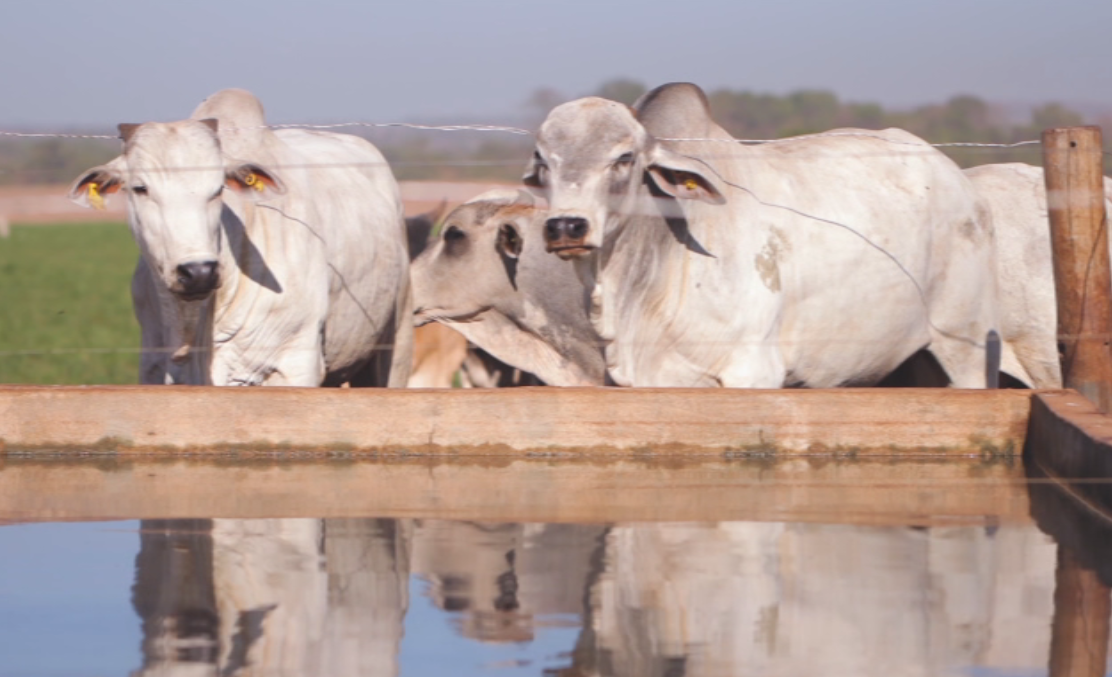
left=410, top=520, right=608, bottom=644
left=555, top=523, right=1056, bottom=677
left=131, top=518, right=411, bottom=677
left=131, top=518, right=1057, bottom=676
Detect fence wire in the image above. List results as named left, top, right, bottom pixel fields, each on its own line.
left=0, top=122, right=1046, bottom=150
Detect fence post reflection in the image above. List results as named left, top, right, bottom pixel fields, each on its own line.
left=1025, top=420, right=1112, bottom=677
left=1050, top=547, right=1112, bottom=677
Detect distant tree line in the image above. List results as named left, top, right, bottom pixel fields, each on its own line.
left=374, top=78, right=1110, bottom=181
left=0, top=79, right=1107, bottom=185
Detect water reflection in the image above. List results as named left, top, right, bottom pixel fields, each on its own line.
left=564, top=523, right=1058, bottom=677
left=411, top=520, right=606, bottom=644
left=124, top=516, right=1069, bottom=676
left=132, top=519, right=219, bottom=672
left=1027, top=453, right=1112, bottom=677
left=132, top=518, right=412, bottom=677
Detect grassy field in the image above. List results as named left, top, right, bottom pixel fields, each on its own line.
left=0, top=222, right=139, bottom=384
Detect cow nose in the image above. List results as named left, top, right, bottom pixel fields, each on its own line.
left=544, top=217, right=590, bottom=244
left=175, top=260, right=219, bottom=298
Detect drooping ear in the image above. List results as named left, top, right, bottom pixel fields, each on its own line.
left=496, top=222, right=523, bottom=259
left=117, top=123, right=141, bottom=144
left=68, top=158, right=125, bottom=210
left=225, top=162, right=286, bottom=197
left=522, top=150, right=547, bottom=189
left=644, top=145, right=726, bottom=205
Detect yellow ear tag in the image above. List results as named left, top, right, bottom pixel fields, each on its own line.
left=683, top=177, right=699, bottom=192
left=244, top=173, right=265, bottom=193
left=87, top=182, right=106, bottom=211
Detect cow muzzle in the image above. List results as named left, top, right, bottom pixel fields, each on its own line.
left=173, top=260, right=220, bottom=301
left=544, top=216, right=595, bottom=260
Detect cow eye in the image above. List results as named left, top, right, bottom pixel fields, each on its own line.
left=615, top=152, right=634, bottom=165
left=131, top=185, right=149, bottom=196
left=444, top=226, right=465, bottom=242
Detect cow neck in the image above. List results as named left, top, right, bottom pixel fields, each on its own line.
left=160, top=284, right=215, bottom=385
left=598, top=186, right=761, bottom=386
left=215, top=199, right=252, bottom=317
left=448, top=308, right=598, bottom=387
left=517, top=244, right=606, bottom=385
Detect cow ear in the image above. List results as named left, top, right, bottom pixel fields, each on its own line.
left=522, top=150, right=548, bottom=189
left=225, top=162, right=285, bottom=197
left=496, top=222, right=523, bottom=259
left=68, top=159, right=125, bottom=210
left=645, top=146, right=725, bottom=205
left=117, top=123, right=141, bottom=144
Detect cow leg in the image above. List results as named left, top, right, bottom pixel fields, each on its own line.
left=997, top=340, right=1036, bottom=388
left=717, top=346, right=787, bottom=388
left=132, top=260, right=169, bottom=385
left=1006, top=337, right=1062, bottom=389
left=349, top=280, right=415, bottom=388
left=926, top=331, right=997, bottom=389
left=264, top=348, right=326, bottom=387
left=386, top=276, right=415, bottom=388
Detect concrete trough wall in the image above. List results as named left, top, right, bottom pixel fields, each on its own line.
left=0, top=385, right=1036, bottom=457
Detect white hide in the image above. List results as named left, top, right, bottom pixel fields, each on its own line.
left=529, top=93, right=1000, bottom=388
left=965, top=162, right=1112, bottom=388
left=71, top=89, right=412, bottom=386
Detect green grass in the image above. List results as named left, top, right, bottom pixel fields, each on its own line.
left=0, top=222, right=140, bottom=384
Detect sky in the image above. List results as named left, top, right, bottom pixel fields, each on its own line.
left=0, top=0, right=1110, bottom=130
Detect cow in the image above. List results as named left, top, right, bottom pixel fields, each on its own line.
left=411, top=189, right=606, bottom=386
left=964, top=162, right=1112, bottom=389
left=405, top=200, right=548, bottom=388
left=68, top=89, right=412, bottom=387
left=527, top=83, right=1003, bottom=388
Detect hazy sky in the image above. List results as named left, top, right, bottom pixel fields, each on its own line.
left=1, top=0, right=1110, bottom=129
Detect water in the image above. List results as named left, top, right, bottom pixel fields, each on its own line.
left=0, top=456, right=1109, bottom=677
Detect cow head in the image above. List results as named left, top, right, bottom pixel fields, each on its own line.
left=412, top=189, right=536, bottom=326
left=524, top=97, right=724, bottom=261
left=68, top=118, right=284, bottom=302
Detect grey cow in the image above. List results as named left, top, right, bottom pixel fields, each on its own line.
left=411, top=189, right=605, bottom=386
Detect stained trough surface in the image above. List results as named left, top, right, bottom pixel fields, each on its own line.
left=2, top=454, right=1112, bottom=677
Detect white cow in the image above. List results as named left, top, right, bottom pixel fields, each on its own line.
left=69, top=89, right=412, bottom=386
left=965, top=162, right=1112, bottom=389
left=411, top=189, right=605, bottom=386
left=527, top=83, right=1003, bottom=388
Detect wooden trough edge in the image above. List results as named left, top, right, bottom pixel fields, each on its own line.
left=1027, top=390, right=1112, bottom=478
left=0, top=385, right=1039, bottom=458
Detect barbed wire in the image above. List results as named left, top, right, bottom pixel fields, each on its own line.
left=266, top=121, right=532, bottom=135
left=0, top=131, right=119, bottom=140
left=0, top=122, right=1050, bottom=150
left=658, top=131, right=1045, bottom=149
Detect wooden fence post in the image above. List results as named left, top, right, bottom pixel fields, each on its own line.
left=1043, top=126, right=1112, bottom=412
left=1042, top=125, right=1112, bottom=677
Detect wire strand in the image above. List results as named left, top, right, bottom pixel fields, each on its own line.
left=0, top=123, right=1046, bottom=150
